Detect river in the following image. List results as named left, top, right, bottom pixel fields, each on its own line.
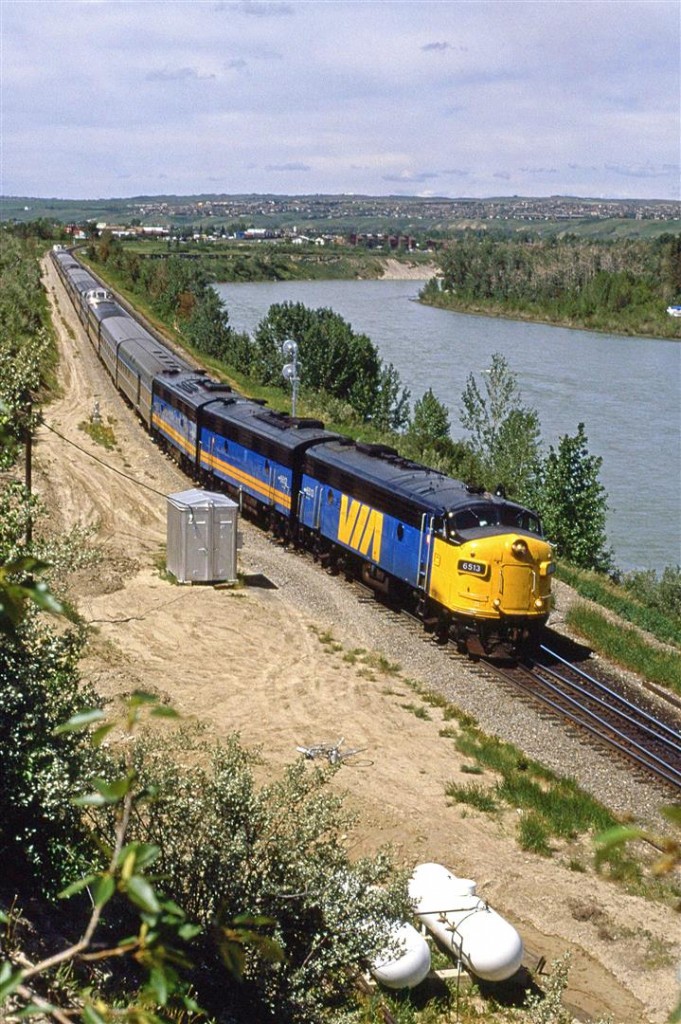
left=214, top=279, right=680, bottom=574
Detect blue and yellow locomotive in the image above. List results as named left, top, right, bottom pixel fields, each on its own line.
left=52, top=248, right=554, bottom=654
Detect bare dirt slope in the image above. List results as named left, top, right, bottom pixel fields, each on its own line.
left=36, top=257, right=680, bottom=1024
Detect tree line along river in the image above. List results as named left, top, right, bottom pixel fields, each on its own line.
left=214, top=279, right=680, bottom=574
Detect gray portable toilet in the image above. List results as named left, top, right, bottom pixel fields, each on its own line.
left=166, top=488, right=239, bottom=584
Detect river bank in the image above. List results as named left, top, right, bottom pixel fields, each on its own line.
left=418, top=289, right=681, bottom=341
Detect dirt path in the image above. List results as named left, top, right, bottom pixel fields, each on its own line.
left=36, top=257, right=680, bottom=1023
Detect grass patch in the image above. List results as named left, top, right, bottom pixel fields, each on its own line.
left=78, top=416, right=117, bottom=450
left=517, top=812, right=553, bottom=856
left=400, top=703, right=431, bottom=720
left=445, top=781, right=498, bottom=813
left=566, top=602, right=681, bottom=695
left=558, top=563, right=681, bottom=648
left=362, top=651, right=401, bottom=675
left=342, top=647, right=366, bottom=665
left=151, top=547, right=178, bottom=584
left=443, top=723, right=633, bottom=867
left=495, top=772, right=615, bottom=839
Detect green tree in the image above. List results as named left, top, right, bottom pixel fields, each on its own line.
left=535, top=423, right=612, bottom=571
left=408, top=387, right=451, bottom=448
left=459, top=353, right=541, bottom=500
left=253, top=302, right=409, bottom=426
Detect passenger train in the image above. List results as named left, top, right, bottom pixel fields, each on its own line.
left=51, top=247, right=554, bottom=655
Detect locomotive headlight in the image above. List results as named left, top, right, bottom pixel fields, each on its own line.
left=534, top=598, right=545, bottom=610
left=493, top=598, right=501, bottom=608
left=511, top=539, right=529, bottom=558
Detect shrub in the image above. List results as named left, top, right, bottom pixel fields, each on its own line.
left=0, top=619, right=100, bottom=893
left=126, top=727, right=406, bottom=1023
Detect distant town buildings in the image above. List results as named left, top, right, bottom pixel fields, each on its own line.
left=128, top=194, right=680, bottom=227
left=53, top=195, right=678, bottom=249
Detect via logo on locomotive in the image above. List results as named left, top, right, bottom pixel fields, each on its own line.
left=337, top=495, right=383, bottom=561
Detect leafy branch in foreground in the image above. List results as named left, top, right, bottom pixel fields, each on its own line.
left=0, top=692, right=206, bottom=1023
left=0, top=555, right=63, bottom=638
left=595, top=805, right=681, bottom=1023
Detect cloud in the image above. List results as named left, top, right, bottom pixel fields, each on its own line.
left=146, top=66, right=215, bottom=82
left=265, top=163, right=312, bottom=172
left=605, top=162, right=679, bottom=179
left=231, top=2, right=293, bottom=17
left=382, top=170, right=440, bottom=183
left=2, top=0, right=679, bottom=200
left=422, top=40, right=468, bottom=53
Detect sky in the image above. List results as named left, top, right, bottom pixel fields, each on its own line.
left=2, top=0, right=679, bottom=201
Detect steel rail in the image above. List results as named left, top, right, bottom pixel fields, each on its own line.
left=536, top=661, right=681, bottom=753
left=493, top=658, right=681, bottom=789
left=540, top=645, right=681, bottom=746
left=530, top=665, right=681, bottom=787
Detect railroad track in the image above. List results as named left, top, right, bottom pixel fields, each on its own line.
left=272, top=538, right=681, bottom=791
left=481, top=644, right=681, bottom=792
left=341, top=571, right=681, bottom=791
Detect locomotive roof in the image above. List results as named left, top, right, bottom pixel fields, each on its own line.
left=305, top=440, right=507, bottom=516
left=155, top=372, right=239, bottom=411
left=204, top=398, right=342, bottom=453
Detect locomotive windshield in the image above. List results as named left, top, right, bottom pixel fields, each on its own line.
left=448, top=503, right=542, bottom=538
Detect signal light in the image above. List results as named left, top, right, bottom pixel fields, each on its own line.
left=511, top=539, right=529, bottom=558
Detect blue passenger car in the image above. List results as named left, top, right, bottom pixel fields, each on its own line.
left=198, top=404, right=339, bottom=522
left=152, top=373, right=238, bottom=467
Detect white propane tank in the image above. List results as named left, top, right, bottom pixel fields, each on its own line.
left=408, top=863, right=523, bottom=982
left=370, top=921, right=431, bottom=989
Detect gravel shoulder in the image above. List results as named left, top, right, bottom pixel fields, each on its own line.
left=36, top=256, right=681, bottom=1024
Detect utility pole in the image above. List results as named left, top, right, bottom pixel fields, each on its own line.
left=282, top=339, right=300, bottom=418
left=23, top=390, right=33, bottom=549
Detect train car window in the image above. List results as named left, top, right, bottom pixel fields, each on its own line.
left=396, top=523, right=404, bottom=541
left=452, top=508, right=482, bottom=531
left=327, top=489, right=334, bottom=504
left=518, top=511, right=541, bottom=534
left=498, top=505, right=541, bottom=535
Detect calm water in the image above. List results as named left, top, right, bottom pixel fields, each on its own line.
left=215, top=279, right=681, bottom=573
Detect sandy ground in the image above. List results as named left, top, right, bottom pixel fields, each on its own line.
left=380, top=257, right=438, bottom=279
left=35, top=257, right=680, bottom=1024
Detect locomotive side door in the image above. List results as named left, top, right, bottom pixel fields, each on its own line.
left=416, top=513, right=435, bottom=593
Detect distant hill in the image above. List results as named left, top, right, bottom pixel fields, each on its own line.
left=1, top=192, right=678, bottom=239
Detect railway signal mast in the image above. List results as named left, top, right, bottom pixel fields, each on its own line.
left=282, top=339, right=300, bottom=417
